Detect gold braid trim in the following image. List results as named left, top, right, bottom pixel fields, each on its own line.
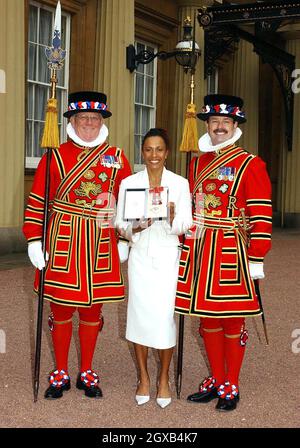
left=202, top=327, right=223, bottom=333
left=79, top=320, right=101, bottom=327
left=53, top=318, right=73, bottom=325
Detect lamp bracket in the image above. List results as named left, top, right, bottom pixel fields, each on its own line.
left=126, top=44, right=196, bottom=72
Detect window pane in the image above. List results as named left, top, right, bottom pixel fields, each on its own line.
left=33, top=122, right=46, bottom=158
left=145, top=77, right=154, bottom=105
left=26, top=121, right=33, bottom=157
left=39, top=8, right=52, bottom=46
left=28, top=43, right=37, bottom=81
left=56, top=16, right=67, bottom=87
left=34, top=84, right=48, bottom=121
left=134, top=135, right=141, bottom=164
left=29, top=6, right=38, bottom=42
left=33, top=122, right=41, bottom=157
left=56, top=89, right=63, bottom=121
left=135, top=105, right=141, bottom=134
left=38, top=46, right=49, bottom=83
left=145, top=62, right=154, bottom=77
left=56, top=89, right=68, bottom=126
left=135, top=73, right=144, bottom=103
left=27, top=83, right=34, bottom=119
left=141, top=108, right=150, bottom=135
left=61, top=16, right=67, bottom=49
left=57, top=64, right=66, bottom=88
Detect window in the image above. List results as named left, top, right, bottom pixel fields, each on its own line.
left=134, top=41, right=157, bottom=172
left=26, top=1, right=70, bottom=169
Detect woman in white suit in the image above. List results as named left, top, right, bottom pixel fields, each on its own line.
left=115, top=128, right=192, bottom=408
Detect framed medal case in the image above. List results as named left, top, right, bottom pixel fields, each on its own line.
left=123, top=187, right=169, bottom=220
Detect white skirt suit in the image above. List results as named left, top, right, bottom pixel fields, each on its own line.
left=115, top=168, right=192, bottom=349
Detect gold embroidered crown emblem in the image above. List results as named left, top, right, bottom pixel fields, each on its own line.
left=74, top=181, right=102, bottom=198
left=204, top=194, right=222, bottom=210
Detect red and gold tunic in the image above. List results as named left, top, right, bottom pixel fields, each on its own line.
left=175, top=143, right=272, bottom=318
left=23, top=141, right=132, bottom=307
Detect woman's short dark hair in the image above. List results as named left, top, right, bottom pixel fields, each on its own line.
left=142, top=128, right=170, bottom=151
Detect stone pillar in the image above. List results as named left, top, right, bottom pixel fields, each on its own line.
left=94, top=0, right=135, bottom=163
left=231, top=40, right=259, bottom=154
left=284, top=40, right=300, bottom=217
left=0, top=0, right=25, bottom=251
left=170, top=1, right=207, bottom=177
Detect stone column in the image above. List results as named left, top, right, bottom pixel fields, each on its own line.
left=0, top=0, right=25, bottom=251
left=231, top=39, right=259, bottom=154
left=94, top=0, right=135, bottom=163
left=171, top=0, right=207, bottom=177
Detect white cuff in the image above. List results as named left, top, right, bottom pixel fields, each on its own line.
left=117, top=241, right=129, bottom=263
left=117, top=223, right=140, bottom=243
left=249, top=262, right=265, bottom=280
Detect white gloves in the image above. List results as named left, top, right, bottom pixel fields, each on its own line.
left=28, top=241, right=48, bottom=270
left=117, top=241, right=129, bottom=263
left=249, top=262, right=265, bottom=280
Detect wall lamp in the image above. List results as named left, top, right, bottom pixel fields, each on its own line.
left=126, top=17, right=200, bottom=73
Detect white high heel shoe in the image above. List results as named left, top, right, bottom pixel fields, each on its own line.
left=135, top=381, right=150, bottom=406
left=156, top=382, right=171, bottom=408
left=156, top=396, right=171, bottom=408
left=135, top=394, right=150, bottom=405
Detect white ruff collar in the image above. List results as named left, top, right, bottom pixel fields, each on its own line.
left=67, top=122, right=109, bottom=148
left=198, top=127, right=242, bottom=153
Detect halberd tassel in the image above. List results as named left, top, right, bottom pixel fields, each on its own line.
left=41, top=97, right=60, bottom=149
left=179, top=102, right=199, bottom=153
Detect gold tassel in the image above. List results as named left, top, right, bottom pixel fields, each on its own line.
left=179, top=103, right=199, bottom=153
left=40, top=97, right=60, bottom=149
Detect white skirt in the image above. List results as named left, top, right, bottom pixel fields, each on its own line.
left=126, top=245, right=180, bottom=349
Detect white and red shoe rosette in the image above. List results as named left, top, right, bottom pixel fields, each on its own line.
left=217, top=381, right=239, bottom=400
left=80, top=369, right=100, bottom=387
left=49, top=369, right=70, bottom=388
left=199, top=376, right=217, bottom=393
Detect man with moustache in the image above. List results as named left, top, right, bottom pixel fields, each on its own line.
left=23, top=91, right=131, bottom=399
left=175, top=94, right=272, bottom=411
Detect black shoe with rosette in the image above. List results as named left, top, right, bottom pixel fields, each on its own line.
left=187, top=376, right=219, bottom=403
left=215, top=381, right=240, bottom=412
left=44, top=369, right=71, bottom=399
left=76, top=370, right=103, bottom=398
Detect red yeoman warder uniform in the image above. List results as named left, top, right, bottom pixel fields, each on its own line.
left=23, top=91, right=131, bottom=400
left=23, top=141, right=131, bottom=305
left=175, top=94, right=272, bottom=411
left=175, top=144, right=272, bottom=317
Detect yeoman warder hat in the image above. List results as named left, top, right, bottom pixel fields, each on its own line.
left=197, top=94, right=246, bottom=124
left=63, top=91, right=112, bottom=119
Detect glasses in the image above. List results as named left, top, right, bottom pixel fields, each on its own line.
left=76, top=114, right=102, bottom=123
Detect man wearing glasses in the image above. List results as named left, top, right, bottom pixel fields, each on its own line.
left=23, top=91, right=131, bottom=400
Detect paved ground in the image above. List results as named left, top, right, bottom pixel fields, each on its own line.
left=0, top=228, right=299, bottom=431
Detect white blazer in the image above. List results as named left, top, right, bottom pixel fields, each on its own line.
left=115, top=167, right=193, bottom=257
